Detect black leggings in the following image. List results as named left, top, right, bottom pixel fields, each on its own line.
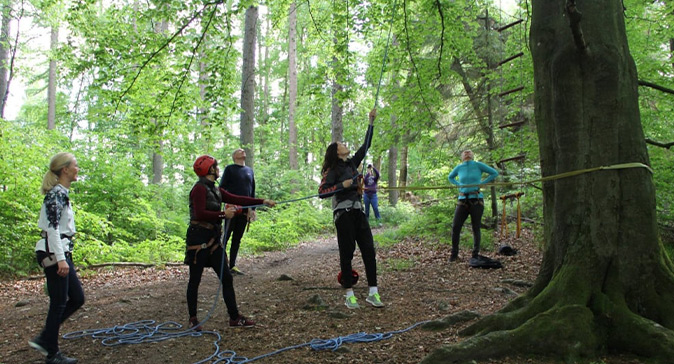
left=451, top=199, right=484, bottom=258
left=36, top=252, right=85, bottom=356
left=224, top=214, right=248, bottom=269
left=334, top=209, right=378, bottom=289
left=186, top=246, right=239, bottom=320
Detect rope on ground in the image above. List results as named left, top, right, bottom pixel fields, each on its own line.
left=64, top=319, right=431, bottom=363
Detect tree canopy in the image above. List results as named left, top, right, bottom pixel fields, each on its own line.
left=1, top=0, right=674, bottom=361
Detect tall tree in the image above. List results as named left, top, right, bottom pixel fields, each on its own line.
left=422, top=1, right=674, bottom=362
left=287, top=1, right=298, bottom=169
left=240, top=5, right=257, bottom=168
left=0, top=0, right=11, bottom=118
left=151, top=17, right=168, bottom=185
left=330, top=0, right=348, bottom=143
left=47, top=25, right=58, bottom=130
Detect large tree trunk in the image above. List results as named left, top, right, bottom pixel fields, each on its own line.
left=287, top=1, right=298, bottom=170
left=422, top=1, right=674, bottom=363
left=240, top=5, right=257, bottom=168
left=0, top=0, right=11, bottom=118
left=47, top=26, right=58, bottom=130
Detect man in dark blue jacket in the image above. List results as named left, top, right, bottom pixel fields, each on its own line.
left=219, top=149, right=256, bottom=275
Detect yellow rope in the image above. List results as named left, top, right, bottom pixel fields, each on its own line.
left=381, top=162, right=653, bottom=192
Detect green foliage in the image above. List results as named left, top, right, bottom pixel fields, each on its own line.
left=2, top=0, right=674, bottom=279
left=241, top=201, right=333, bottom=253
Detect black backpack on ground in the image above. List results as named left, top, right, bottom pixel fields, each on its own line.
left=469, top=255, right=503, bottom=269
left=497, top=244, right=518, bottom=256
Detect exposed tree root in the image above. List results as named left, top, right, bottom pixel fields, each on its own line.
left=421, top=304, right=598, bottom=364
left=421, top=287, right=674, bottom=364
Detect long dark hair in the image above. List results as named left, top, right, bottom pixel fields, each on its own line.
left=321, top=142, right=339, bottom=176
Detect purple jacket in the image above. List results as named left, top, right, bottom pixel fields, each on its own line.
left=364, top=167, right=380, bottom=196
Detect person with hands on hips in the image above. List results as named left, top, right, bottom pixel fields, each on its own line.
left=319, top=109, right=384, bottom=309
left=219, top=148, right=256, bottom=276
left=30, top=152, right=84, bottom=364
left=447, top=149, right=499, bottom=262
left=185, top=155, right=275, bottom=331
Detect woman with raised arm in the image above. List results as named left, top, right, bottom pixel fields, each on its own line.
left=318, top=109, right=384, bottom=309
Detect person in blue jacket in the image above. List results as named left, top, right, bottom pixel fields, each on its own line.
left=447, top=149, right=499, bottom=262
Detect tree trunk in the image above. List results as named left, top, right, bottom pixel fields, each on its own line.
left=287, top=1, right=298, bottom=170
left=330, top=77, right=343, bottom=143
left=259, top=15, right=270, bottom=153
left=240, top=5, right=257, bottom=168
left=47, top=26, right=58, bottom=130
left=0, top=0, right=11, bottom=118
left=398, top=139, right=408, bottom=191
left=151, top=144, right=163, bottom=184
left=422, top=1, right=674, bottom=363
left=388, top=87, right=399, bottom=206
left=330, top=1, right=347, bottom=143
left=150, top=18, right=167, bottom=185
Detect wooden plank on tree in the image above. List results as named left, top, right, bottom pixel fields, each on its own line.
left=497, top=154, right=526, bottom=164
left=497, top=52, right=524, bottom=67
left=497, top=19, right=523, bottom=32
left=498, top=121, right=526, bottom=129
left=498, top=86, right=525, bottom=97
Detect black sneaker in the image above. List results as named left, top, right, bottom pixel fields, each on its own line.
left=29, top=336, right=48, bottom=356
left=189, top=316, right=202, bottom=332
left=46, top=352, right=77, bottom=364
left=449, top=254, right=458, bottom=262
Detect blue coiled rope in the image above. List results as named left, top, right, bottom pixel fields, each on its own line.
left=64, top=318, right=430, bottom=363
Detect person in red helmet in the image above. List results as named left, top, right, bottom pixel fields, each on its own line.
left=186, top=155, right=275, bottom=330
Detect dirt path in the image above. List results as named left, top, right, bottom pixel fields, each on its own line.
left=0, top=230, right=643, bottom=364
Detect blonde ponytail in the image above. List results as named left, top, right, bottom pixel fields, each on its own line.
left=41, top=152, right=75, bottom=194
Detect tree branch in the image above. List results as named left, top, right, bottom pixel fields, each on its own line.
left=435, top=0, right=445, bottom=78
left=167, top=5, right=218, bottom=123
left=638, top=80, right=674, bottom=95
left=114, top=0, right=224, bottom=115
left=645, top=138, right=674, bottom=149
left=566, top=0, right=586, bottom=51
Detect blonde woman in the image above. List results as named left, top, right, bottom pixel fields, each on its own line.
left=29, top=153, right=84, bottom=364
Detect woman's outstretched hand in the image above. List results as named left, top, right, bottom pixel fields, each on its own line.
left=369, top=108, right=376, bottom=125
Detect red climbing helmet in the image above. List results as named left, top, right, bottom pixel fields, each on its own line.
left=337, top=269, right=359, bottom=286
left=193, top=155, right=217, bottom=177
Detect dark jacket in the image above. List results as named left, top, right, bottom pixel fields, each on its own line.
left=319, top=124, right=374, bottom=206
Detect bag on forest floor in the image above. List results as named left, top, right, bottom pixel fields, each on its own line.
left=497, top=244, right=518, bottom=256
left=469, top=255, right=503, bottom=269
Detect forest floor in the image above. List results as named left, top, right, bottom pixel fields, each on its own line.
left=0, top=228, right=646, bottom=364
